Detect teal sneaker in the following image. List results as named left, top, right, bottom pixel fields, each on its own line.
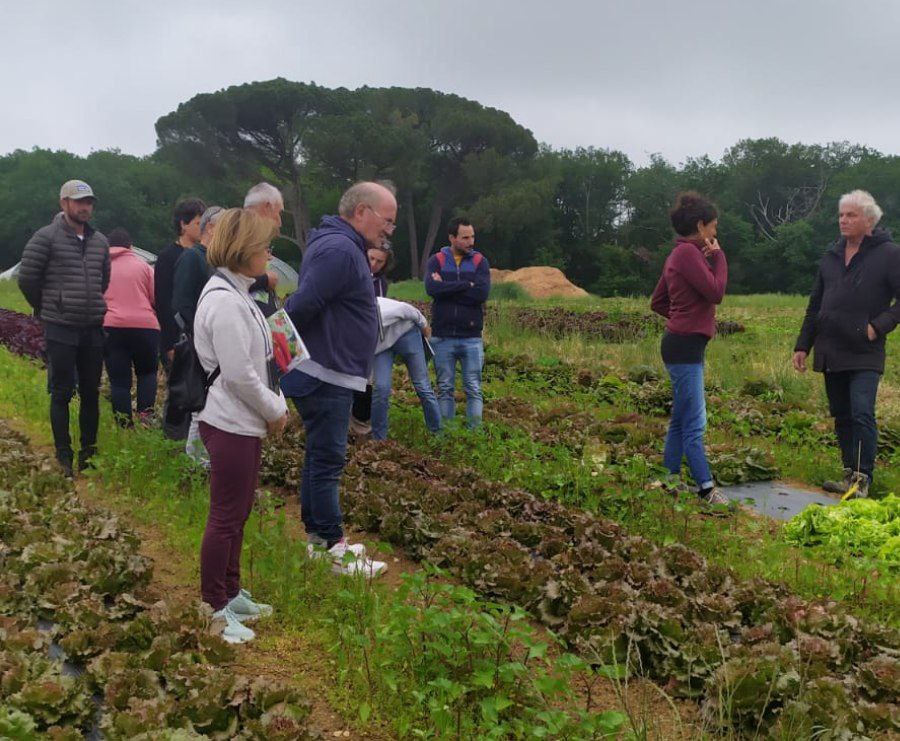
left=227, top=589, right=273, bottom=623
left=212, top=605, right=256, bottom=643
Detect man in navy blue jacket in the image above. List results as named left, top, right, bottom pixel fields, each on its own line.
left=282, top=181, right=396, bottom=577
left=424, top=217, right=491, bottom=429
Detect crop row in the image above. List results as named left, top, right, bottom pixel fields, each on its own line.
left=0, top=421, right=318, bottom=739
left=256, top=433, right=900, bottom=737
left=406, top=301, right=744, bottom=342
left=0, top=309, right=44, bottom=363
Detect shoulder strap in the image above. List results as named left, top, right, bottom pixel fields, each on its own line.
left=435, top=251, right=446, bottom=269
left=471, top=252, right=483, bottom=268
left=196, top=285, right=230, bottom=310
left=195, top=285, right=231, bottom=382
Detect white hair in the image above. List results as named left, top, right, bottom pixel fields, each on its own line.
left=243, top=182, right=283, bottom=209
left=338, top=181, right=395, bottom=218
left=839, top=189, right=883, bottom=225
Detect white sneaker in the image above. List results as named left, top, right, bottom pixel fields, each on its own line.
left=212, top=606, right=256, bottom=644
left=306, top=537, right=366, bottom=561
left=227, top=589, right=273, bottom=623
left=333, top=556, right=388, bottom=578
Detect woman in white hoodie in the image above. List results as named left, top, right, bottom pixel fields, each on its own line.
left=371, top=297, right=442, bottom=440
left=193, top=208, right=289, bottom=644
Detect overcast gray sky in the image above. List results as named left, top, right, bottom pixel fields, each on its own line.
left=4, top=0, right=898, bottom=166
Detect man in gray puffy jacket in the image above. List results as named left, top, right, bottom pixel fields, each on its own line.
left=18, top=180, right=110, bottom=476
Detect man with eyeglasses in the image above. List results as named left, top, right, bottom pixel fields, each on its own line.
left=281, top=180, right=397, bottom=577
left=244, top=182, right=284, bottom=316
left=424, top=217, right=491, bottom=429
left=19, top=180, right=111, bottom=476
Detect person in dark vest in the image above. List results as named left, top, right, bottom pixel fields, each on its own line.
left=18, top=180, right=110, bottom=476
left=424, top=217, right=491, bottom=429
left=793, top=190, right=900, bottom=498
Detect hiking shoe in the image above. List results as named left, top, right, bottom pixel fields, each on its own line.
left=651, top=473, right=690, bottom=496
left=306, top=537, right=366, bottom=561
left=823, top=467, right=853, bottom=494
left=212, top=606, right=256, bottom=644
left=227, top=589, right=273, bottom=622
left=77, top=447, right=97, bottom=473
left=333, top=556, right=388, bottom=578
left=845, top=472, right=870, bottom=499
left=56, top=450, right=74, bottom=479
left=700, top=487, right=729, bottom=506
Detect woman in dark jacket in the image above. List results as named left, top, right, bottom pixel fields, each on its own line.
left=650, top=192, right=728, bottom=506
left=350, top=243, right=395, bottom=437
left=368, top=243, right=394, bottom=297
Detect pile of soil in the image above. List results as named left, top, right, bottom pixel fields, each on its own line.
left=490, top=266, right=589, bottom=299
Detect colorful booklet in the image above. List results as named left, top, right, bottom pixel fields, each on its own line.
left=266, top=308, right=310, bottom=374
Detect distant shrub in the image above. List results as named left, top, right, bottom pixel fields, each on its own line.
left=490, top=282, right=528, bottom=301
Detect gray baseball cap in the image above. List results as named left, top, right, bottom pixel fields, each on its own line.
left=59, top=180, right=95, bottom=200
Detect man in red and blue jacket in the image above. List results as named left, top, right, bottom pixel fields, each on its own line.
left=424, top=217, right=491, bottom=429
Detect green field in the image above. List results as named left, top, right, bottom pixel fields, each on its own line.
left=0, top=279, right=897, bottom=739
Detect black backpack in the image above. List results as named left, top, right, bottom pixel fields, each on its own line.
left=166, top=287, right=228, bottom=415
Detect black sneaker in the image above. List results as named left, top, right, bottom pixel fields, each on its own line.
left=77, top=447, right=97, bottom=473
left=56, top=450, right=74, bottom=479
left=823, top=468, right=852, bottom=494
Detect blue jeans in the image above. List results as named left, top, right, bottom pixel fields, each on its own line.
left=290, top=375, right=353, bottom=545
left=824, top=370, right=880, bottom=481
left=372, top=328, right=442, bottom=440
left=432, top=336, right=484, bottom=429
left=664, top=363, right=714, bottom=489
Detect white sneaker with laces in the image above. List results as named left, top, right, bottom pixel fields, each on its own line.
left=333, top=556, right=388, bottom=578
left=212, top=606, right=256, bottom=644
left=307, top=537, right=366, bottom=561
left=227, top=589, right=273, bottom=623
left=307, top=538, right=385, bottom=577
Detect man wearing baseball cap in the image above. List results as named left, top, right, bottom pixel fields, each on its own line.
left=18, top=180, right=111, bottom=477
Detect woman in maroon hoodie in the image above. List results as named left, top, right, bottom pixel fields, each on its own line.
left=651, top=193, right=728, bottom=505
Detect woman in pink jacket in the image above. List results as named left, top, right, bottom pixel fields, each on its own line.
left=103, top=229, right=160, bottom=426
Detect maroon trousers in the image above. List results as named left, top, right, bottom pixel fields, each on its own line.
left=198, top=421, right=262, bottom=610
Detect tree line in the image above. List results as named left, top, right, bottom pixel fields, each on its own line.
left=2, top=78, right=899, bottom=295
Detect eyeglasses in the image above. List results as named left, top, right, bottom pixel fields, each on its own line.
left=367, top=205, right=396, bottom=233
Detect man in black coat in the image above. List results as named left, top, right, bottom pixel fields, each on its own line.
left=18, top=180, right=110, bottom=476
left=793, top=190, right=900, bottom=497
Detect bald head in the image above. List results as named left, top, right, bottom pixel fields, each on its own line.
left=338, top=182, right=395, bottom=218
left=339, top=181, right=398, bottom=249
